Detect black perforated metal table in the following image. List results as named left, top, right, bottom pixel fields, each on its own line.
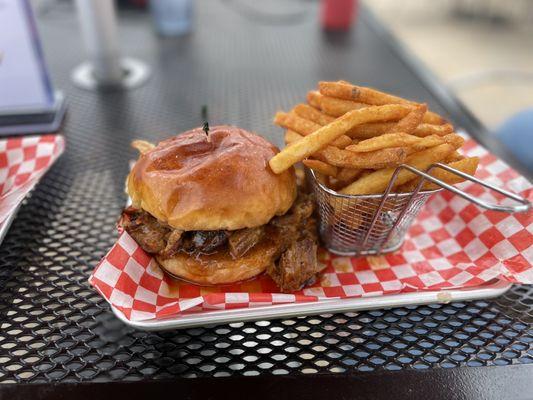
left=0, top=1, right=531, bottom=398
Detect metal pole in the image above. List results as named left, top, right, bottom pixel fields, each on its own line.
left=75, top=0, right=122, bottom=85
left=72, top=0, right=150, bottom=90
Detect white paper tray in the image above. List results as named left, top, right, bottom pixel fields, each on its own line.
left=112, top=279, right=512, bottom=331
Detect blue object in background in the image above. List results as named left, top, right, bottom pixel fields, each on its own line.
left=495, top=108, right=533, bottom=174
left=150, top=0, right=193, bottom=36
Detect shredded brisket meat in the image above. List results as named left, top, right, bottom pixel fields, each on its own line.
left=228, top=226, right=265, bottom=259
left=122, top=207, right=170, bottom=254
left=267, top=194, right=322, bottom=291
left=267, top=238, right=319, bottom=292
left=121, top=192, right=323, bottom=292
left=182, top=231, right=229, bottom=254
left=162, top=229, right=184, bottom=257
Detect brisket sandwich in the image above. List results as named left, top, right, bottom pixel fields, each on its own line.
left=121, top=125, right=322, bottom=291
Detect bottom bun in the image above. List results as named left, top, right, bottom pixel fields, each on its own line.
left=156, top=238, right=280, bottom=285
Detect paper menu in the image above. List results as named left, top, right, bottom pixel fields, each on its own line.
left=0, top=0, right=54, bottom=113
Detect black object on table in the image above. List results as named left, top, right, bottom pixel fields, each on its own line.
left=0, top=2, right=531, bottom=399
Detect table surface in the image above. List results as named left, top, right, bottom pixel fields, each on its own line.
left=0, top=0, right=531, bottom=397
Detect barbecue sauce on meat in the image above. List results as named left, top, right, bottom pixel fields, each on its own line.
left=121, top=192, right=322, bottom=292
left=182, top=231, right=229, bottom=255
left=121, top=207, right=170, bottom=254
left=228, top=227, right=265, bottom=259
left=268, top=238, right=319, bottom=292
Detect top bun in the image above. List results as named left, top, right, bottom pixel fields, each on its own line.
left=127, top=126, right=296, bottom=231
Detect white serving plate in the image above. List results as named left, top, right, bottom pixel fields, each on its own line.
left=112, top=279, right=512, bottom=331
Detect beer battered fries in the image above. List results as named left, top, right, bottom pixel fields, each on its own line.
left=269, top=104, right=413, bottom=174
left=270, top=80, right=478, bottom=195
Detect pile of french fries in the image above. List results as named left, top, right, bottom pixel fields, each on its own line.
left=269, top=81, right=479, bottom=195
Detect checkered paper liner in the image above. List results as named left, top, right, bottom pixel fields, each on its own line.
left=90, top=139, right=532, bottom=322
left=0, top=135, right=65, bottom=226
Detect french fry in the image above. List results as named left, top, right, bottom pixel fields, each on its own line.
left=274, top=111, right=321, bottom=136
left=412, top=123, right=454, bottom=137
left=293, top=104, right=335, bottom=126
left=397, top=157, right=479, bottom=192
left=390, top=104, right=427, bottom=134
left=284, top=128, right=351, bottom=149
left=307, top=91, right=324, bottom=110
left=332, top=135, right=353, bottom=149
left=334, top=168, right=373, bottom=192
left=131, top=140, right=155, bottom=154
left=339, top=143, right=455, bottom=195
left=346, top=134, right=444, bottom=155
left=358, top=170, right=373, bottom=180
left=421, top=111, right=446, bottom=125
left=303, top=159, right=338, bottom=177
left=269, top=104, right=414, bottom=174
left=336, top=167, right=363, bottom=183
left=328, top=169, right=368, bottom=193
left=278, top=113, right=351, bottom=148
left=444, top=151, right=464, bottom=163
left=327, top=177, right=344, bottom=191
left=408, top=135, right=446, bottom=151
left=275, top=80, right=471, bottom=197
left=314, top=172, right=328, bottom=186
left=320, top=81, right=416, bottom=106
left=347, top=122, right=396, bottom=139
left=316, top=146, right=407, bottom=169
left=285, top=130, right=304, bottom=145
left=319, top=81, right=445, bottom=124
left=345, top=133, right=423, bottom=153
left=442, top=133, right=465, bottom=150
left=346, top=121, right=452, bottom=139
left=320, top=95, right=372, bottom=117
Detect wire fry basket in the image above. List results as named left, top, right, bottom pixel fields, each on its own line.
left=310, top=163, right=531, bottom=256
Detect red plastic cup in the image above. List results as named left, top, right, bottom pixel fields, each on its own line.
left=321, top=0, right=357, bottom=31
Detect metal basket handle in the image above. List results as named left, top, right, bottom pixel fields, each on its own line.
left=402, top=163, right=531, bottom=213
left=363, top=163, right=531, bottom=251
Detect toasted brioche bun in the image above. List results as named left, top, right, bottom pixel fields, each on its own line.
left=127, top=126, right=296, bottom=231
left=156, top=236, right=280, bottom=285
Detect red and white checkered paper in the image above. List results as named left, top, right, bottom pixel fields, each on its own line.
left=90, top=139, right=532, bottom=322
left=0, top=135, right=65, bottom=226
